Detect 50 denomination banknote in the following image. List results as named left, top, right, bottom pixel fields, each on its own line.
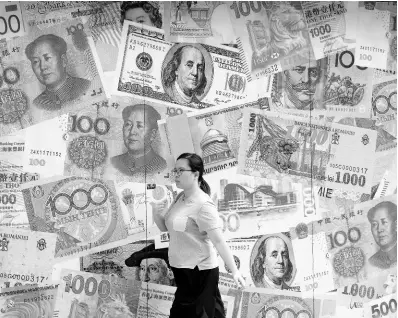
left=114, top=21, right=272, bottom=109
left=237, top=109, right=378, bottom=193
left=0, top=18, right=106, bottom=137
left=270, top=49, right=374, bottom=118
left=228, top=1, right=315, bottom=81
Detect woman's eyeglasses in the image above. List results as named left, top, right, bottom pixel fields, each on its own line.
left=171, top=168, right=192, bottom=177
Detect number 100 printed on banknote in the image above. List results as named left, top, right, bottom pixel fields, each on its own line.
left=237, top=109, right=378, bottom=193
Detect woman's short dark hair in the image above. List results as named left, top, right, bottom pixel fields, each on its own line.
left=177, top=153, right=211, bottom=195
left=121, top=1, right=162, bottom=28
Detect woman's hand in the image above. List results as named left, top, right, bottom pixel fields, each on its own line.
left=150, top=199, right=168, bottom=215
left=233, top=271, right=246, bottom=289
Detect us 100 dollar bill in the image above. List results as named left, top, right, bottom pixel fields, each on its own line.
left=237, top=109, right=378, bottom=193
left=115, top=21, right=272, bottom=109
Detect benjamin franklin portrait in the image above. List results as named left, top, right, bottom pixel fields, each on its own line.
left=162, top=44, right=213, bottom=107
left=250, top=234, right=298, bottom=290
left=110, top=104, right=167, bottom=180
left=25, top=34, right=91, bottom=110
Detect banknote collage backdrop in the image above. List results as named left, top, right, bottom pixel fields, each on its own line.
left=0, top=1, right=396, bottom=317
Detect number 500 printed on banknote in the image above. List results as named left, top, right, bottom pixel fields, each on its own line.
left=237, top=109, right=377, bottom=193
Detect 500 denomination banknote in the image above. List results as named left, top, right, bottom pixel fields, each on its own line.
left=270, top=49, right=374, bottom=118
left=237, top=109, right=378, bottom=193
left=228, top=1, right=315, bottom=81
left=114, top=21, right=272, bottom=109
left=0, top=18, right=106, bottom=137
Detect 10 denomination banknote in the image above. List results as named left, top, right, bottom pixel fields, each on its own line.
left=270, top=49, right=374, bottom=117
left=228, top=1, right=315, bottom=81
left=0, top=18, right=106, bottom=137
left=114, top=21, right=272, bottom=109
left=237, top=108, right=378, bottom=193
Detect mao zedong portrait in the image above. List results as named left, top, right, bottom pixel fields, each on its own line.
left=111, top=104, right=167, bottom=179
left=162, top=45, right=207, bottom=106
left=25, top=34, right=90, bottom=110
left=251, top=235, right=295, bottom=290
left=368, top=201, right=397, bottom=269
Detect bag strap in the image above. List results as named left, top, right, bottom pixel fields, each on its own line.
left=174, top=191, right=184, bottom=203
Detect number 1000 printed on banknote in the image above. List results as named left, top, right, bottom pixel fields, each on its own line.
left=237, top=109, right=377, bottom=193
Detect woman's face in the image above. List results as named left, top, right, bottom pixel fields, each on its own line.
left=174, top=158, right=196, bottom=190
left=125, top=7, right=154, bottom=26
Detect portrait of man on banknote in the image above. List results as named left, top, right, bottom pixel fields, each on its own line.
left=25, top=34, right=91, bottom=110
left=125, top=243, right=175, bottom=286
left=251, top=234, right=297, bottom=290
left=162, top=44, right=212, bottom=106
left=110, top=104, right=167, bottom=179
left=275, top=59, right=326, bottom=111
left=367, top=201, right=397, bottom=269
left=121, top=1, right=162, bottom=28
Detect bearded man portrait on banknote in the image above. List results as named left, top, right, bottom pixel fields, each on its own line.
left=110, top=104, right=167, bottom=180
left=367, top=201, right=397, bottom=269
left=162, top=44, right=208, bottom=106
left=25, top=34, right=91, bottom=110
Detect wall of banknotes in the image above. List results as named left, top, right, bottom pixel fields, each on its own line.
left=0, top=1, right=396, bottom=317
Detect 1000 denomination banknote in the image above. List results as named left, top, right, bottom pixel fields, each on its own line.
left=302, top=1, right=358, bottom=59
left=158, top=101, right=265, bottom=178
left=0, top=18, right=106, bottom=137
left=53, top=268, right=139, bottom=318
left=115, top=21, right=272, bottom=109
left=164, top=2, right=237, bottom=47
left=270, top=49, right=374, bottom=117
left=237, top=109, right=378, bottom=192
left=238, top=287, right=336, bottom=318
left=21, top=176, right=137, bottom=261
left=228, top=1, right=315, bottom=81
left=0, top=228, right=57, bottom=287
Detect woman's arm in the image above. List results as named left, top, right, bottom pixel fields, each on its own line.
left=207, top=228, right=239, bottom=275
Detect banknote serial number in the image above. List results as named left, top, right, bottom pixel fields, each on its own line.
left=215, top=90, right=245, bottom=100
left=329, top=164, right=368, bottom=174
left=304, top=271, right=329, bottom=281
left=24, top=295, right=54, bottom=303
left=229, top=245, right=250, bottom=251
left=30, top=149, right=62, bottom=157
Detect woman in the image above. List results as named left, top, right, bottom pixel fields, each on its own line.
left=153, top=153, right=245, bottom=318
left=120, top=1, right=162, bottom=28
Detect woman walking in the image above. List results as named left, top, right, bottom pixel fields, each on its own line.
left=153, top=153, right=245, bottom=318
